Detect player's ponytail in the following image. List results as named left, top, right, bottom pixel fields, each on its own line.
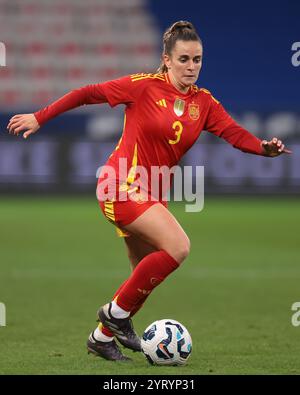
left=157, top=21, right=202, bottom=73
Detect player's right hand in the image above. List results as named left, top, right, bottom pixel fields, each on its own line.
left=7, top=113, right=40, bottom=139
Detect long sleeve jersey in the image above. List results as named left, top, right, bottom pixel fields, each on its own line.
left=35, top=73, right=264, bottom=198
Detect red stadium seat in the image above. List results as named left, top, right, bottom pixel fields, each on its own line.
left=0, top=0, right=159, bottom=107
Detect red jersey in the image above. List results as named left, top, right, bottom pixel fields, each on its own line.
left=35, top=72, right=264, bottom=200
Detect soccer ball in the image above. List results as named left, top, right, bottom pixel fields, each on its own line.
left=141, top=319, right=192, bottom=366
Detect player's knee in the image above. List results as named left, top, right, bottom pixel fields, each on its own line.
left=171, top=237, right=191, bottom=264
left=179, top=238, right=191, bottom=263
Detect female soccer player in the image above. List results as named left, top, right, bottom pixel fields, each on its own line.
left=7, top=21, right=291, bottom=361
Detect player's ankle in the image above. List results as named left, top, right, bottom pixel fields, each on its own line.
left=110, top=300, right=130, bottom=319
left=93, top=327, right=113, bottom=342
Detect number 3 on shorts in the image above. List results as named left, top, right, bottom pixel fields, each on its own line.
left=168, top=121, right=183, bottom=145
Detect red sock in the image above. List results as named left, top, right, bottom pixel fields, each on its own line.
left=116, top=250, right=179, bottom=311
left=101, top=326, right=114, bottom=337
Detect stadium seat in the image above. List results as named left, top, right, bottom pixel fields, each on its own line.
left=0, top=0, right=159, bottom=108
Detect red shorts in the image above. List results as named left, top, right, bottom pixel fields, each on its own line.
left=99, top=198, right=168, bottom=237
left=97, top=174, right=168, bottom=237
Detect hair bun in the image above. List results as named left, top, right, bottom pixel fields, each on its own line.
left=170, top=21, right=195, bottom=33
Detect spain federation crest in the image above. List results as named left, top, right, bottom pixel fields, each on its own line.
left=188, top=103, right=200, bottom=120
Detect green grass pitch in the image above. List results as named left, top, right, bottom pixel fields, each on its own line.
left=0, top=197, right=299, bottom=375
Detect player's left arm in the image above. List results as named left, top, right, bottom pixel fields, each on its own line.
left=204, top=92, right=292, bottom=157
left=260, top=137, right=292, bottom=157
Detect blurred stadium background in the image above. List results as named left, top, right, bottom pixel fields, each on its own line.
left=0, top=0, right=299, bottom=194
left=0, top=0, right=300, bottom=375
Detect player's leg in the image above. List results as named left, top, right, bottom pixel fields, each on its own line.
left=124, top=203, right=190, bottom=263
left=87, top=266, right=133, bottom=361
left=123, top=235, right=158, bottom=316
left=113, top=203, right=190, bottom=310
left=124, top=233, right=158, bottom=270
left=96, top=235, right=157, bottom=342
left=98, top=203, right=190, bottom=351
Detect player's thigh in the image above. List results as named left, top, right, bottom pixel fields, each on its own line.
left=123, top=203, right=190, bottom=264
left=124, top=234, right=158, bottom=270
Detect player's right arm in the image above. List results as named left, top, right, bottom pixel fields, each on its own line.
left=7, top=75, right=146, bottom=139
left=7, top=84, right=109, bottom=139
left=7, top=113, right=40, bottom=139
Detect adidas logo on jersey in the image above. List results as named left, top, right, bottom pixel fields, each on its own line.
left=156, top=99, right=167, bottom=108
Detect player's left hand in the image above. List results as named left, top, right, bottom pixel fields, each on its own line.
left=261, top=137, right=292, bottom=157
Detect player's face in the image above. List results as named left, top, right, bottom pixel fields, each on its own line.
left=164, top=40, right=203, bottom=91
